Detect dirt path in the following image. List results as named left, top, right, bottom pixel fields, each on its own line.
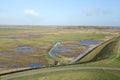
left=1, top=67, right=120, bottom=80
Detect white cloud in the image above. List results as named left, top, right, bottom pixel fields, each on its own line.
left=83, top=8, right=112, bottom=16
left=24, top=9, right=39, bottom=17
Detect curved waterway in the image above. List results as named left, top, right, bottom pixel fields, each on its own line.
left=49, top=40, right=99, bottom=63
left=49, top=42, right=61, bottom=58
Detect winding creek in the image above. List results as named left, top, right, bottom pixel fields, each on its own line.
left=49, top=40, right=100, bottom=63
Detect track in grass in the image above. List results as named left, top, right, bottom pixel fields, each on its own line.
left=1, top=67, right=120, bottom=80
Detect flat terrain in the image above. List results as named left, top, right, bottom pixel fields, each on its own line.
left=0, top=27, right=116, bottom=68
left=0, top=26, right=120, bottom=80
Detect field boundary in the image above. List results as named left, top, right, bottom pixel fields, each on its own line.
left=1, top=67, right=120, bottom=80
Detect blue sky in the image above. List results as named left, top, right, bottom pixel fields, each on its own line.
left=0, top=0, right=120, bottom=26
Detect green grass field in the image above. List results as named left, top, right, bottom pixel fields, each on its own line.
left=11, top=70, right=120, bottom=80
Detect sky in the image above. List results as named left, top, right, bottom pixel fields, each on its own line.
left=0, top=0, right=120, bottom=26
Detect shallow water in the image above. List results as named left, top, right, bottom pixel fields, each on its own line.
left=15, top=46, right=35, bottom=52
left=50, top=42, right=87, bottom=58
left=78, top=40, right=98, bottom=45
left=29, top=62, right=42, bottom=68
left=9, top=63, right=42, bottom=68
left=59, top=47, right=69, bottom=50
left=56, top=52, right=69, bottom=54
left=50, top=42, right=61, bottom=58
left=1, top=46, right=44, bottom=68
left=78, top=46, right=86, bottom=49
left=10, top=65, right=22, bottom=68
left=27, top=33, right=41, bottom=38
left=50, top=40, right=98, bottom=59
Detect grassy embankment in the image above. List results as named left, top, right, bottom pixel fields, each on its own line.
left=7, top=70, right=120, bottom=80
left=76, top=36, right=120, bottom=67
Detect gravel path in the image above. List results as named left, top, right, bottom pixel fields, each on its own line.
left=1, top=67, right=120, bottom=80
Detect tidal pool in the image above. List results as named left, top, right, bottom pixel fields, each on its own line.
left=50, top=42, right=88, bottom=58
left=9, top=63, right=42, bottom=68
left=50, top=40, right=99, bottom=60
left=27, top=33, right=42, bottom=38
left=29, top=62, right=42, bottom=68
left=78, top=40, right=98, bottom=45
left=50, top=42, right=61, bottom=58
left=15, top=46, right=35, bottom=53
left=10, top=65, right=22, bottom=68
left=59, top=47, right=69, bottom=50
